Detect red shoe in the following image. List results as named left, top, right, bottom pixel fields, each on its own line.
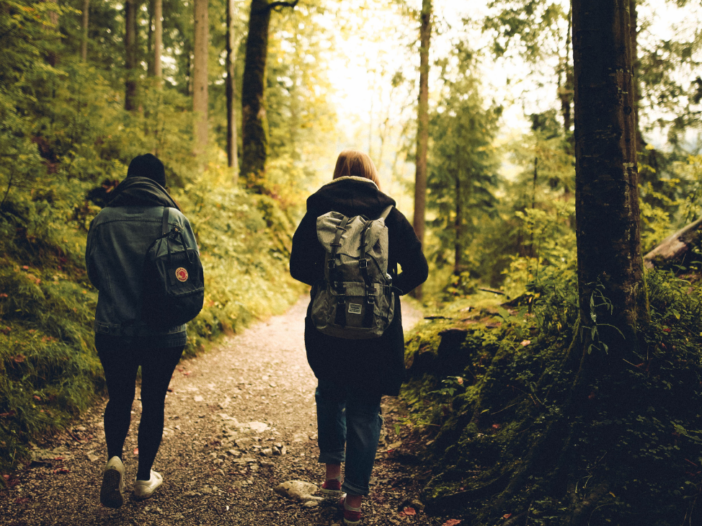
left=322, top=478, right=343, bottom=497
left=338, top=495, right=362, bottom=525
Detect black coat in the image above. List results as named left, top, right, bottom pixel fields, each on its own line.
left=290, top=177, right=428, bottom=396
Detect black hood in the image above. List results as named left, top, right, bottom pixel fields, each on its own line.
left=307, top=176, right=395, bottom=218
left=106, top=176, right=180, bottom=210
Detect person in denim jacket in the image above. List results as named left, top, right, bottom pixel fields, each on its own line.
left=86, top=154, right=197, bottom=508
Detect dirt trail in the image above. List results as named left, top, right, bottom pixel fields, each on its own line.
left=1, top=299, right=450, bottom=526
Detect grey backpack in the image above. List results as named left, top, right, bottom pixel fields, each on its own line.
left=310, top=205, right=395, bottom=339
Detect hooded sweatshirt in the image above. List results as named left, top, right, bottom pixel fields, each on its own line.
left=290, top=176, right=428, bottom=396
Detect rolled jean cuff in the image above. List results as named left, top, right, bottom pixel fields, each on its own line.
left=342, top=479, right=369, bottom=497
left=318, top=450, right=345, bottom=464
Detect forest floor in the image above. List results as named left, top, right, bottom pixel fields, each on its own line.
left=0, top=298, right=455, bottom=526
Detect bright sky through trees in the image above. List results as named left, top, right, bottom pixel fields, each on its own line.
left=325, top=0, right=702, bottom=155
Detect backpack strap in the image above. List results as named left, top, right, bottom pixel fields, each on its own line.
left=329, top=216, right=350, bottom=327
left=161, top=207, right=170, bottom=236
left=359, top=220, right=375, bottom=328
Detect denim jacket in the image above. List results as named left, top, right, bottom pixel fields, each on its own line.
left=86, top=206, right=198, bottom=346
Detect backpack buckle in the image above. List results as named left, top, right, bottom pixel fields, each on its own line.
left=359, top=259, right=368, bottom=269
left=327, top=260, right=336, bottom=270
left=366, top=293, right=375, bottom=304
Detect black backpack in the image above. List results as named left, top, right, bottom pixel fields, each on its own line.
left=142, top=207, right=205, bottom=329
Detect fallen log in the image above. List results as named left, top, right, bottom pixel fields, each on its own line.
left=644, top=217, right=702, bottom=269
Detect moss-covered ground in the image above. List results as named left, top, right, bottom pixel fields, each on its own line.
left=401, top=269, right=702, bottom=525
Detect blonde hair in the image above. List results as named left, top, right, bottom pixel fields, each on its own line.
left=332, top=150, right=381, bottom=190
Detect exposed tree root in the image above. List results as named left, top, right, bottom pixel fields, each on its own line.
left=568, top=481, right=610, bottom=526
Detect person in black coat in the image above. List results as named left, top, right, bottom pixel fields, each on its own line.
left=290, top=150, right=428, bottom=524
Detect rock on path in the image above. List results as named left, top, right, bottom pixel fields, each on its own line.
left=0, top=298, right=446, bottom=526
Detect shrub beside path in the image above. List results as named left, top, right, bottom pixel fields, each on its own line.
left=1, top=299, right=449, bottom=526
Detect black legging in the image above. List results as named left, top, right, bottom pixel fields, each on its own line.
left=96, top=334, right=183, bottom=481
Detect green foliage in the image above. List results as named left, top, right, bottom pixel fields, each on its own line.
left=0, top=0, right=305, bottom=475
left=426, top=45, right=501, bottom=292
left=402, top=267, right=702, bottom=524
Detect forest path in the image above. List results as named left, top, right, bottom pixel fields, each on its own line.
left=1, top=299, right=448, bottom=526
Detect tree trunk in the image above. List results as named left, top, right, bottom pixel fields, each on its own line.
left=147, top=0, right=154, bottom=75
left=643, top=217, right=702, bottom=269
left=44, top=0, right=59, bottom=67
left=124, top=0, right=138, bottom=111
left=573, top=0, right=647, bottom=358
left=226, top=0, right=239, bottom=181
left=630, top=0, right=645, bottom=152
left=559, top=7, right=573, bottom=135
left=241, top=0, right=272, bottom=188
left=454, top=171, right=463, bottom=280
left=81, top=0, right=89, bottom=62
left=411, top=0, right=432, bottom=299
left=193, top=0, right=209, bottom=152
left=154, top=0, right=162, bottom=79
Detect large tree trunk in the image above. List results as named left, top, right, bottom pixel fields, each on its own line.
left=193, top=0, right=209, bottom=152
left=124, top=0, right=138, bottom=111
left=226, top=0, right=239, bottom=181
left=411, top=0, right=432, bottom=300
left=573, top=0, right=646, bottom=359
left=240, top=0, right=297, bottom=188
left=241, top=0, right=272, bottom=188
left=81, top=0, right=89, bottom=62
left=153, top=0, right=162, bottom=78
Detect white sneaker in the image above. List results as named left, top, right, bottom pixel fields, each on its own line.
left=100, top=456, right=125, bottom=508
left=133, top=470, right=163, bottom=500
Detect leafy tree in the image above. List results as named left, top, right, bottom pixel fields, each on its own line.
left=426, top=46, right=501, bottom=295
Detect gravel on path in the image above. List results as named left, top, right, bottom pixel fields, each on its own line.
left=1, top=299, right=452, bottom=526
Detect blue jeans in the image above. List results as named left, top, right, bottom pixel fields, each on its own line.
left=315, top=380, right=382, bottom=496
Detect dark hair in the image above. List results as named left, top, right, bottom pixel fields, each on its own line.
left=127, top=154, right=166, bottom=187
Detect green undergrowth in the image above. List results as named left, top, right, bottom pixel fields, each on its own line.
left=402, top=268, right=702, bottom=525
left=0, top=166, right=303, bottom=477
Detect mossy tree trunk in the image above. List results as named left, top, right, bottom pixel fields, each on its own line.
left=193, top=0, right=209, bottom=153
left=241, top=0, right=298, bottom=191
left=124, top=0, right=138, bottom=111
left=226, top=0, right=239, bottom=181
left=411, top=0, right=432, bottom=299
left=573, top=0, right=647, bottom=365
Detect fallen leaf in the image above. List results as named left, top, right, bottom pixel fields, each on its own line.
left=399, top=507, right=416, bottom=516
left=503, top=514, right=512, bottom=519
left=133, top=448, right=139, bottom=455
left=521, top=340, right=531, bottom=346
left=442, top=520, right=462, bottom=526
left=53, top=468, right=69, bottom=474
